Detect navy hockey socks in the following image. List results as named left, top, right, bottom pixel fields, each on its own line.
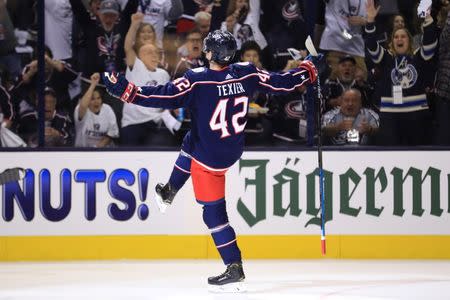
left=202, top=202, right=242, bottom=265
left=168, top=151, right=191, bottom=191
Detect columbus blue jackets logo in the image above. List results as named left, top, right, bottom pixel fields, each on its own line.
left=285, top=100, right=306, bottom=119
left=391, top=63, right=418, bottom=89
left=97, top=34, right=120, bottom=57
left=282, top=0, right=304, bottom=22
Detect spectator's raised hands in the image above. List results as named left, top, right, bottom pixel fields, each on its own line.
left=131, top=12, right=144, bottom=25
left=91, top=73, right=101, bottom=86
left=28, top=60, right=38, bottom=74
left=366, top=0, right=381, bottom=22
left=22, top=60, right=38, bottom=83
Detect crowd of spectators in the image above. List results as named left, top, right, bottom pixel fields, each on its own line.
left=0, top=0, right=449, bottom=148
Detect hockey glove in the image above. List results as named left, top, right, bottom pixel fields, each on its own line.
left=299, top=60, right=319, bottom=84
left=102, top=72, right=138, bottom=103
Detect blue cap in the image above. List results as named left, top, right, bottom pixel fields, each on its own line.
left=99, top=0, right=120, bottom=15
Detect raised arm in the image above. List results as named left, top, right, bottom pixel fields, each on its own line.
left=167, top=0, right=184, bottom=21
left=78, top=73, right=100, bottom=120
left=247, top=0, right=260, bottom=24
left=124, top=12, right=144, bottom=68
left=121, top=0, right=139, bottom=29
left=418, top=14, right=439, bottom=61
left=255, top=60, right=318, bottom=95
left=69, top=0, right=94, bottom=30
left=365, top=0, right=385, bottom=64
left=102, top=72, right=190, bottom=109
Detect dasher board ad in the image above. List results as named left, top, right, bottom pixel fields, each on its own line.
left=0, top=151, right=449, bottom=236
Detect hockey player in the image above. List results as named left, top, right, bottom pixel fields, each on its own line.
left=102, top=30, right=317, bottom=291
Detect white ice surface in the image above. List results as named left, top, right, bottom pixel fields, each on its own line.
left=1, top=260, right=450, bottom=300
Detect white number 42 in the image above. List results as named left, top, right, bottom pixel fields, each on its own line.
left=209, top=96, right=248, bottom=138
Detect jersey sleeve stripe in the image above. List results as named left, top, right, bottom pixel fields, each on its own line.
left=136, top=88, right=192, bottom=99
left=420, top=40, right=438, bottom=61
left=368, top=44, right=384, bottom=64
left=292, top=69, right=309, bottom=76
left=258, top=78, right=309, bottom=92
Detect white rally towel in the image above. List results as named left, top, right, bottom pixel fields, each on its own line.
left=0, top=124, right=27, bottom=147
left=417, top=0, right=432, bottom=18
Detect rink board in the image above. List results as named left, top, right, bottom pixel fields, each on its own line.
left=0, top=150, right=449, bottom=260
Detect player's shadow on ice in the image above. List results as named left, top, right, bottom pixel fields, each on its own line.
left=226, top=278, right=450, bottom=296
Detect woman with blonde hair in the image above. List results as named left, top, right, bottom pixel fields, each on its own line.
left=387, top=27, right=415, bottom=56
left=124, top=12, right=165, bottom=69
left=365, top=0, right=439, bottom=146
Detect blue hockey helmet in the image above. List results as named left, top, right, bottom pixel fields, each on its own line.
left=203, top=30, right=237, bottom=65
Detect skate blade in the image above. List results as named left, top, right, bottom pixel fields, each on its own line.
left=154, top=192, right=168, bottom=213
left=208, top=282, right=246, bottom=293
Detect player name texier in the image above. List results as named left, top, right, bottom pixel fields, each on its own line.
left=217, top=82, right=246, bottom=97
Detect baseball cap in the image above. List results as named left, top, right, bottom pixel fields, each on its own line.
left=99, top=0, right=120, bottom=15
left=339, top=55, right=356, bottom=64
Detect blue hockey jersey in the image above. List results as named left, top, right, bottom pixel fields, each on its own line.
left=129, top=62, right=311, bottom=169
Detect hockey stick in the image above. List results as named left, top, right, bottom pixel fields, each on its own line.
left=305, top=36, right=327, bottom=256
left=0, top=168, right=26, bottom=185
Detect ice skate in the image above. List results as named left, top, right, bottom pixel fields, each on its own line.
left=208, top=262, right=246, bottom=293
left=155, top=182, right=178, bottom=213
left=0, top=168, right=25, bottom=185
